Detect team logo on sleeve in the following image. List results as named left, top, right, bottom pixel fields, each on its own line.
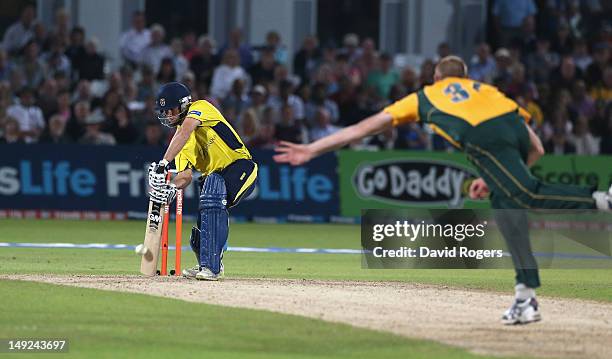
left=188, top=110, right=202, bottom=116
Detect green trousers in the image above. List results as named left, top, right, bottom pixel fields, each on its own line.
left=463, top=113, right=596, bottom=288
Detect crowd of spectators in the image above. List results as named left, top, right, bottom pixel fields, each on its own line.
left=0, top=1, right=611, bottom=155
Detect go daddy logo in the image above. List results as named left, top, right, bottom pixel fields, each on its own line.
left=352, top=159, right=477, bottom=207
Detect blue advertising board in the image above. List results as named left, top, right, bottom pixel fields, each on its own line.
left=0, top=144, right=339, bottom=220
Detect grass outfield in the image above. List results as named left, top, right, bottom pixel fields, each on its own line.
left=1, top=280, right=513, bottom=359
left=0, top=219, right=608, bottom=358
left=1, top=219, right=611, bottom=302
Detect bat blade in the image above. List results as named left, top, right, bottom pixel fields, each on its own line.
left=140, top=200, right=166, bottom=276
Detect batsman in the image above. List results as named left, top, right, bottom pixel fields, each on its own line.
left=148, top=82, right=258, bottom=280
left=275, top=56, right=612, bottom=324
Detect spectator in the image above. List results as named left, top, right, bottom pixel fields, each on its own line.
left=140, top=120, right=165, bottom=146
left=590, top=66, right=612, bottom=102
left=550, top=55, right=583, bottom=93
left=221, top=78, right=249, bottom=122
left=570, top=115, right=600, bottom=155
left=399, top=66, right=418, bottom=93
left=238, top=108, right=260, bottom=144
left=492, top=0, right=536, bottom=47
left=181, top=31, right=198, bottom=61
left=43, top=37, right=71, bottom=77
left=141, top=24, right=172, bottom=74
left=363, top=126, right=397, bottom=151
left=190, top=35, right=218, bottom=86
left=119, top=11, right=150, bottom=66
left=247, top=110, right=275, bottom=149
left=210, top=49, right=248, bottom=100
left=0, top=117, right=23, bottom=143
left=170, top=38, right=189, bottom=80
left=310, top=108, right=340, bottom=142
left=72, top=79, right=92, bottom=103
left=19, top=40, right=45, bottom=88
left=469, top=43, right=496, bottom=83
left=109, top=103, right=138, bottom=144
left=332, top=76, right=358, bottom=125
left=265, top=31, right=287, bottom=64
left=275, top=104, right=303, bottom=143
left=220, top=28, right=253, bottom=69
left=305, top=82, right=339, bottom=125
left=506, top=63, right=528, bottom=99
left=293, top=35, right=321, bottom=83
left=419, top=59, right=435, bottom=88
left=2, top=3, right=36, bottom=55
left=492, top=48, right=513, bottom=90
left=551, top=20, right=574, bottom=55
left=37, top=77, right=58, bottom=118
left=585, top=43, right=609, bottom=88
left=435, top=42, right=452, bottom=62
left=599, top=105, right=612, bottom=154
left=157, top=57, right=176, bottom=84
left=525, top=38, right=558, bottom=84
left=353, top=37, right=376, bottom=79
left=137, top=65, right=157, bottom=101
left=79, top=110, right=115, bottom=145
left=49, top=8, right=70, bottom=48
left=572, top=39, right=592, bottom=71
left=6, top=87, right=44, bottom=143
left=0, top=49, right=13, bottom=81
left=77, top=37, right=104, bottom=80
left=340, top=33, right=360, bottom=64
left=54, top=90, right=72, bottom=124
left=247, top=84, right=268, bottom=120
left=571, top=80, right=596, bottom=118
left=366, top=53, right=399, bottom=100
left=268, top=79, right=305, bottom=121
left=249, top=47, right=277, bottom=86
left=40, top=114, right=70, bottom=144
left=66, top=100, right=89, bottom=140
left=65, top=26, right=86, bottom=77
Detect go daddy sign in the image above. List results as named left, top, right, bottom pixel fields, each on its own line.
left=338, top=150, right=612, bottom=216
left=339, top=151, right=480, bottom=216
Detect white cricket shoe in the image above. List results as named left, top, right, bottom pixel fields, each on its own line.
left=501, top=297, right=542, bottom=325
left=195, top=267, right=223, bottom=281
left=182, top=265, right=200, bottom=279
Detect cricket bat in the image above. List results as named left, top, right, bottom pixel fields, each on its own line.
left=140, top=200, right=166, bottom=276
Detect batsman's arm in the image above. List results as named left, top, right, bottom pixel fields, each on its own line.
left=162, top=117, right=200, bottom=162
left=173, top=169, right=193, bottom=189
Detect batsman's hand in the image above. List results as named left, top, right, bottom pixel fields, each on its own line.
left=273, top=141, right=314, bottom=166
left=469, top=177, right=490, bottom=200
left=148, top=183, right=178, bottom=204
left=148, top=159, right=169, bottom=189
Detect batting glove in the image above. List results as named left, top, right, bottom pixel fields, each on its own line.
left=148, top=159, right=169, bottom=189
left=148, top=183, right=178, bottom=204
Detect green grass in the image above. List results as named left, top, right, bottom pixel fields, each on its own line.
left=0, top=219, right=610, bottom=358
left=0, top=280, right=513, bottom=359
left=1, top=219, right=611, bottom=302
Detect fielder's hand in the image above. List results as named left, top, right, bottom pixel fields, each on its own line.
left=148, top=159, right=169, bottom=189
left=148, top=183, right=178, bottom=204
left=469, top=177, right=490, bottom=200
left=273, top=141, right=314, bottom=165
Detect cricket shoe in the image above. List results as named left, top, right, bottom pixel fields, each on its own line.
left=195, top=267, right=223, bottom=281
left=501, top=297, right=542, bottom=325
left=183, top=262, right=224, bottom=279
left=182, top=265, right=200, bottom=279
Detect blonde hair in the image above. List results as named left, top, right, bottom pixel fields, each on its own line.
left=436, top=55, right=467, bottom=79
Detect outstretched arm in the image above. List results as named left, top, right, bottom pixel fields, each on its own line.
left=274, top=111, right=393, bottom=165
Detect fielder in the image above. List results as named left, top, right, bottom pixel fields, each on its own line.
left=274, top=56, right=612, bottom=324
left=148, top=82, right=257, bottom=280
